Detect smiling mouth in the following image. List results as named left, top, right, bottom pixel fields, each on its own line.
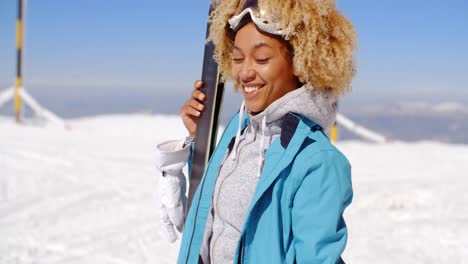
left=243, top=85, right=264, bottom=94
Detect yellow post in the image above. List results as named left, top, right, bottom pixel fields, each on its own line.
left=14, top=0, right=24, bottom=122
left=330, top=121, right=338, bottom=143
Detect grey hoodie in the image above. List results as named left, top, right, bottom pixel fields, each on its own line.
left=201, top=86, right=338, bottom=264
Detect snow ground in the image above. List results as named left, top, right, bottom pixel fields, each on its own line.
left=1, top=114, right=467, bottom=263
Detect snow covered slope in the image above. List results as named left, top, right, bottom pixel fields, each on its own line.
left=1, top=114, right=467, bottom=263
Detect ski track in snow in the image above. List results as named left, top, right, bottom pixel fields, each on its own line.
left=1, top=114, right=467, bottom=263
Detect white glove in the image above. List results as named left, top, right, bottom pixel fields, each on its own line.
left=157, top=140, right=190, bottom=242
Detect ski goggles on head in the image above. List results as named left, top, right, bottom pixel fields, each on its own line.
left=228, top=0, right=292, bottom=39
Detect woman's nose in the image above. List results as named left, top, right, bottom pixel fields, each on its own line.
left=240, top=67, right=256, bottom=83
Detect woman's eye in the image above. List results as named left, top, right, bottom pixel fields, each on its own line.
left=256, top=58, right=270, bottom=63
left=232, top=58, right=244, bottom=63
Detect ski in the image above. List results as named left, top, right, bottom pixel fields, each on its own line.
left=185, top=1, right=225, bottom=216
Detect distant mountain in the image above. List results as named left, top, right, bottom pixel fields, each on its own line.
left=2, top=92, right=467, bottom=144
left=339, top=101, right=468, bottom=144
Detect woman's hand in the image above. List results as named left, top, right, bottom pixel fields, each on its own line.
left=180, top=80, right=206, bottom=139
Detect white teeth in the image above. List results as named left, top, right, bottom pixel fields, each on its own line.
left=244, top=86, right=260, bottom=93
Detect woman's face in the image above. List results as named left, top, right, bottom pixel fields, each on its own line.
left=231, top=22, right=298, bottom=113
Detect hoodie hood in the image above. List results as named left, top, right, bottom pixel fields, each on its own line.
left=248, top=85, right=338, bottom=133
left=229, top=85, right=338, bottom=174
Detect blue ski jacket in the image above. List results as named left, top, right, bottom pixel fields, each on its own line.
left=178, top=111, right=353, bottom=264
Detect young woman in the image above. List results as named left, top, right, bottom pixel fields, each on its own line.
left=157, top=0, right=356, bottom=263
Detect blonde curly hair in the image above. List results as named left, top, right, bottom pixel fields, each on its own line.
left=207, top=0, right=357, bottom=96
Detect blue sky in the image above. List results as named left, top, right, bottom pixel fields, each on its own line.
left=1, top=0, right=467, bottom=117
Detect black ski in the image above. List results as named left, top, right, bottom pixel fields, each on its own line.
left=185, top=2, right=225, bottom=216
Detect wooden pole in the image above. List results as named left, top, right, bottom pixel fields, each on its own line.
left=14, top=0, right=24, bottom=122
left=331, top=102, right=339, bottom=143
left=330, top=121, right=338, bottom=143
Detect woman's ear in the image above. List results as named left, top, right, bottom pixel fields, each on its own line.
left=292, top=63, right=301, bottom=79
left=293, top=67, right=299, bottom=77
left=292, top=64, right=305, bottom=87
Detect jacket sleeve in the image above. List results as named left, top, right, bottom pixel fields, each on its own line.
left=291, top=150, right=353, bottom=264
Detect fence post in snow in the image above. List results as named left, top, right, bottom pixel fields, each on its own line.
left=14, top=0, right=25, bottom=123
left=330, top=121, right=338, bottom=143
left=331, top=102, right=339, bottom=143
